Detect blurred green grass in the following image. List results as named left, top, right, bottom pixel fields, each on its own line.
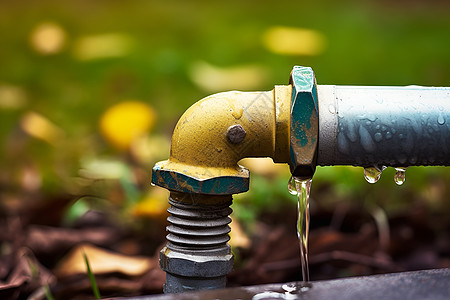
left=0, top=0, right=449, bottom=222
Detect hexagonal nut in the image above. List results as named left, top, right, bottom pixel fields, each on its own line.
left=289, top=66, right=319, bottom=178
left=160, top=247, right=234, bottom=278
left=151, top=161, right=249, bottom=195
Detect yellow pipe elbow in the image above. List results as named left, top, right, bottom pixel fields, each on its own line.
left=155, top=85, right=291, bottom=186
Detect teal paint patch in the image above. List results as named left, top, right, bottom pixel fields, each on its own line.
left=151, top=166, right=249, bottom=195
left=289, top=66, right=319, bottom=175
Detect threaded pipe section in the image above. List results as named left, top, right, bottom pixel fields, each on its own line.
left=166, top=192, right=233, bottom=255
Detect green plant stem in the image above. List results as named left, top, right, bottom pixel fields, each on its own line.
left=83, top=252, right=101, bottom=299
left=45, top=285, right=55, bottom=300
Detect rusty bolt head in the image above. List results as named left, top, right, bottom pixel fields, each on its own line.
left=289, top=66, right=319, bottom=179
left=227, top=124, right=246, bottom=144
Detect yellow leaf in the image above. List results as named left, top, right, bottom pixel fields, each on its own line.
left=20, top=112, right=64, bottom=145
left=99, top=101, right=155, bottom=151
left=29, top=21, right=67, bottom=55
left=0, top=85, right=27, bottom=109
left=54, top=244, right=153, bottom=277
left=73, top=33, right=132, bottom=61
left=189, top=61, right=269, bottom=92
left=262, top=26, right=327, bottom=56
left=132, top=187, right=170, bottom=218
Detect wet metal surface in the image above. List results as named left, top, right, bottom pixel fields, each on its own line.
left=318, top=85, right=450, bottom=167
left=122, top=268, right=450, bottom=300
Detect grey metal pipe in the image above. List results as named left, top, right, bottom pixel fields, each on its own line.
left=317, top=85, right=450, bottom=167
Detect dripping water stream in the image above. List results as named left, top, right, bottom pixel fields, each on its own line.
left=288, top=176, right=312, bottom=282
left=252, top=166, right=411, bottom=300
left=251, top=176, right=313, bottom=299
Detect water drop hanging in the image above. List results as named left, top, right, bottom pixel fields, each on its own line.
left=394, top=167, right=408, bottom=185
left=437, top=114, right=445, bottom=125
left=364, top=166, right=384, bottom=183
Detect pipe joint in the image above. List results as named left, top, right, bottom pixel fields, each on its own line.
left=289, top=66, right=319, bottom=178
left=152, top=86, right=291, bottom=195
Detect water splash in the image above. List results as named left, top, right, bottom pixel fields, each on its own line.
left=394, top=167, right=408, bottom=185
left=282, top=282, right=311, bottom=293
left=363, top=166, right=385, bottom=184
left=288, top=176, right=312, bottom=282
left=252, top=291, right=288, bottom=300
left=252, top=282, right=312, bottom=300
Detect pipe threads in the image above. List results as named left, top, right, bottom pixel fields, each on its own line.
left=166, top=193, right=233, bottom=255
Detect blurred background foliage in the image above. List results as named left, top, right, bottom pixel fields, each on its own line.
left=0, top=0, right=449, bottom=275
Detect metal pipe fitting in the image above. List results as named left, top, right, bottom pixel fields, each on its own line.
left=152, top=85, right=291, bottom=195
left=289, top=66, right=318, bottom=179
left=317, top=85, right=450, bottom=167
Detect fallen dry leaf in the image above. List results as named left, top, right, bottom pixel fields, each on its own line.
left=0, top=248, right=55, bottom=299
left=26, top=225, right=119, bottom=257
left=54, top=243, right=153, bottom=278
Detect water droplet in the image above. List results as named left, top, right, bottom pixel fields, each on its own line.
left=364, top=166, right=383, bottom=184
left=385, top=132, right=392, bottom=139
left=437, top=114, right=445, bottom=125
left=376, top=125, right=380, bottom=130
left=328, top=104, right=336, bottom=114
left=367, top=114, right=377, bottom=122
left=374, top=132, right=382, bottom=142
left=394, top=167, right=407, bottom=185
left=381, top=125, right=387, bottom=131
